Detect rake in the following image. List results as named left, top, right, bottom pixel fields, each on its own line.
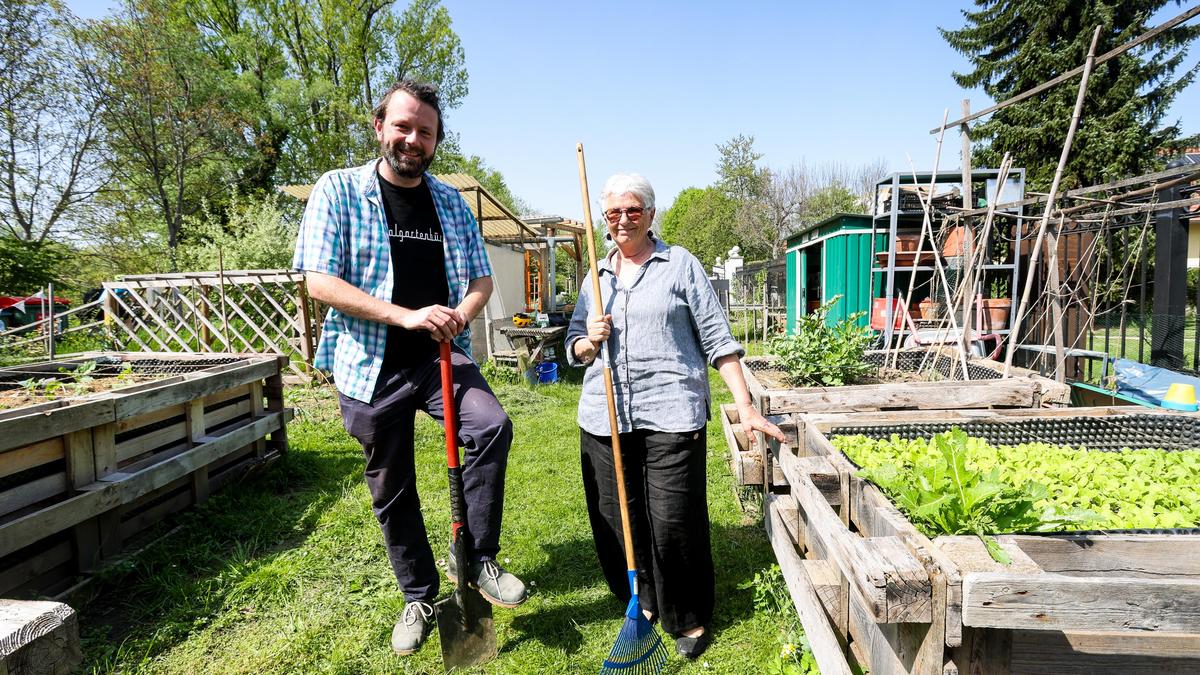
left=576, top=143, right=669, bottom=675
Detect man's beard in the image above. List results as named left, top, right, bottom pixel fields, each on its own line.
left=382, top=140, right=434, bottom=179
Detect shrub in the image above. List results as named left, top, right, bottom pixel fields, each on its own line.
left=765, top=295, right=875, bottom=386
left=177, top=194, right=300, bottom=272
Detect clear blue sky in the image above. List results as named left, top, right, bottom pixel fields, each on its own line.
left=68, top=0, right=1199, bottom=219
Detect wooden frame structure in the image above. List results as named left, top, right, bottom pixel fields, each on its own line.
left=0, top=352, right=292, bottom=598
left=757, top=406, right=1200, bottom=674
left=102, top=271, right=319, bottom=379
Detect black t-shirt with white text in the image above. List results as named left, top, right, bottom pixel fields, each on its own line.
left=378, top=172, right=449, bottom=372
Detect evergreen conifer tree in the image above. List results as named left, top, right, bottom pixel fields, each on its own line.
left=941, top=1, right=1199, bottom=189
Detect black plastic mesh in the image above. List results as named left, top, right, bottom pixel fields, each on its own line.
left=863, top=351, right=1004, bottom=381
left=832, top=413, right=1200, bottom=452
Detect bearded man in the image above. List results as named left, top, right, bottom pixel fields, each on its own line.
left=292, top=80, right=527, bottom=656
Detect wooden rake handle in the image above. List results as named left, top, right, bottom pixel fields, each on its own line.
left=576, top=144, right=637, bottom=575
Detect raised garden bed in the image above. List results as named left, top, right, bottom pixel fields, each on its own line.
left=725, top=349, right=1071, bottom=490
left=0, top=352, right=292, bottom=598
left=743, top=348, right=1072, bottom=416
left=758, top=406, right=1200, bottom=674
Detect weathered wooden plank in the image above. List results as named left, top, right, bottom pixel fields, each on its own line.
left=114, top=403, right=186, bottom=435
left=776, top=451, right=842, bottom=507
left=102, top=413, right=283, bottom=505
left=937, top=537, right=1042, bottom=575
left=1011, top=629, right=1200, bottom=668
left=115, top=420, right=187, bottom=464
left=962, top=572, right=1200, bottom=633
left=0, top=599, right=81, bottom=674
left=952, top=626, right=1011, bottom=675
left=0, top=540, right=72, bottom=597
left=766, top=495, right=854, bottom=675
left=0, top=438, right=63, bottom=481
left=766, top=378, right=1038, bottom=415
left=92, top=423, right=117, bottom=478
left=794, top=485, right=852, bottom=640
left=802, top=559, right=847, bottom=634
left=0, top=399, right=115, bottom=454
left=783, top=442, right=932, bottom=623
left=1, top=473, right=67, bottom=519
left=0, top=483, right=121, bottom=558
left=1005, top=534, right=1200, bottom=578
left=873, top=537, right=934, bottom=625
left=119, top=488, right=193, bottom=541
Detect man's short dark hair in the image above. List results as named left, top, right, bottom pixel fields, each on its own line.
left=373, top=81, right=446, bottom=144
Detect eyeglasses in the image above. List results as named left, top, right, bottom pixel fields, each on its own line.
left=603, top=206, right=645, bottom=223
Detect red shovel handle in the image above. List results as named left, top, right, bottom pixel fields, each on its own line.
left=440, top=342, right=460, bottom=470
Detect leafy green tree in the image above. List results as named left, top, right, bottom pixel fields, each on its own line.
left=78, top=0, right=241, bottom=263
left=183, top=0, right=468, bottom=188
left=942, top=0, right=1200, bottom=190
left=806, top=184, right=862, bottom=224
left=0, top=237, right=67, bottom=294
left=0, top=0, right=105, bottom=242
left=659, top=187, right=739, bottom=265
left=716, top=135, right=776, bottom=259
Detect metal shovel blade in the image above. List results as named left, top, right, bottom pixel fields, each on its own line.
left=435, top=586, right=496, bottom=672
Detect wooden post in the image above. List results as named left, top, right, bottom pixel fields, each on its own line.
left=295, top=276, right=316, bottom=371
left=1046, top=216, right=1068, bottom=382
left=185, top=399, right=210, bottom=502
left=960, top=99, right=972, bottom=211
left=199, top=286, right=212, bottom=352
left=46, top=283, right=55, bottom=360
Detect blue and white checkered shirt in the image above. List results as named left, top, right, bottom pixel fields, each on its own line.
left=292, top=160, right=492, bottom=402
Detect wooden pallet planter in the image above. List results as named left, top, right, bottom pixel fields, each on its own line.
left=759, top=406, right=1200, bottom=675
left=0, top=353, right=293, bottom=598
left=727, top=349, right=1069, bottom=488
left=742, top=348, right=1071, bottom=417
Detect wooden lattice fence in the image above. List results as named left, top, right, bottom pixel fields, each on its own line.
left=102, top=271, right=320, bottom=379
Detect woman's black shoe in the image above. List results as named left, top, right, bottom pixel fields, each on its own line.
left=674, top=630, right=711, bottom=660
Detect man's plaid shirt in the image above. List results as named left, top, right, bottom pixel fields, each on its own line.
left=292, top=160, right=492, bottom=403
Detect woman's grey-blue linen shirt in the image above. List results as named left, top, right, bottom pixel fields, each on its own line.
left=566, top=240, right=744, bottom=436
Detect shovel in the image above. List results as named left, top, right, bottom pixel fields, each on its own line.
left=435, top=341, right=497, bottom=672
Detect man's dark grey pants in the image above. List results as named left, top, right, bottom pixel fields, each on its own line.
left=337, top=347, right=512, bottom=603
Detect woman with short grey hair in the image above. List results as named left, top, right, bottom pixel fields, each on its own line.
left=567, top=172, right=783, bottom=660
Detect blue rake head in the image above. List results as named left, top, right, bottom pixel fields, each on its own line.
left=599, top=571, right=668, bottom=675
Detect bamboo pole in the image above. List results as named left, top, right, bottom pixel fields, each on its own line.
left=903, top=154, right=972, bottom=381
left=1003, top=25, right=1103, bottom=375
left=957, top=154, right=1013, bottom=364
left=890, top=110, right=949, bottom=370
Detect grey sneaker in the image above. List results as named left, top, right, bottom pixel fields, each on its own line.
left=446, top=556, right=529, bottom=608
left=391, top=600, right=434, bottom=655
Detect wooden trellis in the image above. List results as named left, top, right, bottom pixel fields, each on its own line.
left=102, top=270, right=320, bottom=379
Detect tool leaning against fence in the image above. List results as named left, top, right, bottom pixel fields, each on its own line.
left=576, top=143, right=669, bottom=675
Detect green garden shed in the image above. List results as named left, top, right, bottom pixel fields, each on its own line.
left=784, top=213, right=881, bottom=333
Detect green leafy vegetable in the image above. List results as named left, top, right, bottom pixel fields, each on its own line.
left=766, top=295, right=876, bottom=387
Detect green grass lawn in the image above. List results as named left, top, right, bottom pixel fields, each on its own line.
left=75, top=367, right=798, bottom=673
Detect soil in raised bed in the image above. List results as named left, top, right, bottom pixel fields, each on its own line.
left=752, top=365, right=934, bottom=389
left=0, top=373, right=164, bottom=410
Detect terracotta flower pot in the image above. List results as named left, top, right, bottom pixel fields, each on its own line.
left=981, top=298, right=1011, bottom=331
left=919, top=299, right=942, bottom=321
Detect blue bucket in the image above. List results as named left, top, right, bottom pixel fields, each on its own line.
left=535, top=361, right=558, bottom=384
